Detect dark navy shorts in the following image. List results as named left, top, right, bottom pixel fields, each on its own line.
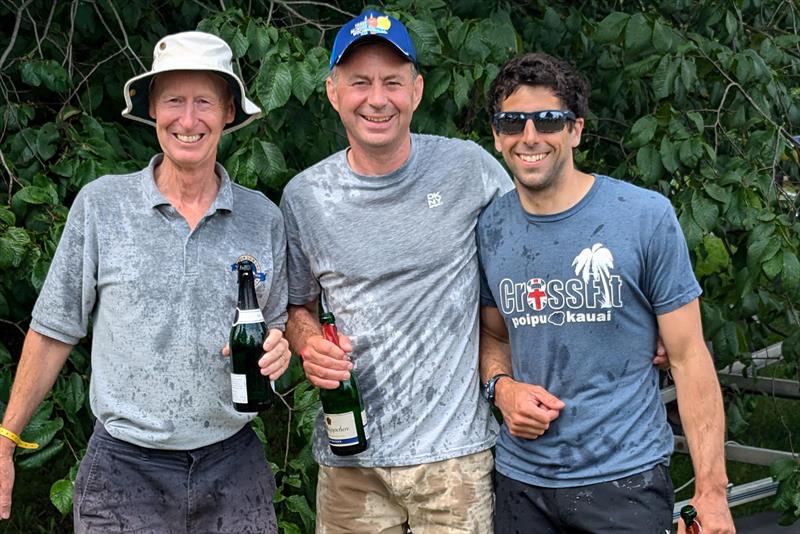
left=495, top=464, right=674, bottom=533
left=73, top=422, right=277, bottom=534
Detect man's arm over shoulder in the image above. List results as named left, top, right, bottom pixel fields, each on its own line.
left=657, top=299, right=734, bottom=534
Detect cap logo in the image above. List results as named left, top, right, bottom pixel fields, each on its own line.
left=351, top=15, right=391, bottom=37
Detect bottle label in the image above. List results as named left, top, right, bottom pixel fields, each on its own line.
left=230, top=373, right=248, bottom=403
left=234, top=308, right=264, bottom=326
left=323, top=410, right=368, bottom=446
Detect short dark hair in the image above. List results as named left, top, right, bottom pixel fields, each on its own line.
left=488, top=53, right=590, bottom=119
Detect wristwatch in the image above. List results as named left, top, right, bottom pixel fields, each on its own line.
left=483, top=373, right=512, bottom=405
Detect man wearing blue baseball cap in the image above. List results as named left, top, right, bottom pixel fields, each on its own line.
left=280, top=9, right=513, bottom=534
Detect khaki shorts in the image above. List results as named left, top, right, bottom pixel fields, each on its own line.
left=316, top=449, right=494, bottom=534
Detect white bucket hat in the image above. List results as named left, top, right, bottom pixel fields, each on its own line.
left=121, top=31, right=261, bottom=135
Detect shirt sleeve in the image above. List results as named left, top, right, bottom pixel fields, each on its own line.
left=262, top=211, right=289, bottom=331
left=30, top=187, right=98, bottom=345
left=279, top=190, right=320, bottom=306
left=478, top=145, right=514, bottom=205
left=643, top=201, right=702, bottom=315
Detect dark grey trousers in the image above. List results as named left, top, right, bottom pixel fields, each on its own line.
left=73, top=422, right=277, bottom=534
left=495, top=464, right=674, bottom=533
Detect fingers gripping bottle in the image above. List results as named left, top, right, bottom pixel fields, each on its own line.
left=319, top=312, right=368, bottom=455
left=229, top=260, right=273, bottom=412
left=680, top=504, right=702, bottom=533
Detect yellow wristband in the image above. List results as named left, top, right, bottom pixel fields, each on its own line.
left=0, top=427, right=38, bottom=449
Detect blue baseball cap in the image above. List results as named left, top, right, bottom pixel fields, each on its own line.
left=329, top=10, right=417, bottom=70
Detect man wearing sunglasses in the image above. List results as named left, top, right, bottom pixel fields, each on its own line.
left=477, top=53, right=734, bottom=533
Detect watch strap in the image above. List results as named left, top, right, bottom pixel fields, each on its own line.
left=484, top=373, right=512, bottom=404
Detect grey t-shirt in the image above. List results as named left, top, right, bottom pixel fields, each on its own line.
left=478, top=175, right=701, bottom=487
left=281, top=134, right=513, bottom=467
left=31, top=155, right=288, bottom=450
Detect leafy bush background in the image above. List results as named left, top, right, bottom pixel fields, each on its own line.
left=1, top=0, right=799, bottom=531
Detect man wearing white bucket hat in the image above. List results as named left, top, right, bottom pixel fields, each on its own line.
left=0, top=31, right=289, bottom=533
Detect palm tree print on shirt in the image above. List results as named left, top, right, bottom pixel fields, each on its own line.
left=572, top=243, right=615, bottom=308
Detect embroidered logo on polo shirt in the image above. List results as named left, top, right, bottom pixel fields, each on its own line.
left=231, top=254, right=266, bottom=286
left=427, top=192, right=442, bottom=208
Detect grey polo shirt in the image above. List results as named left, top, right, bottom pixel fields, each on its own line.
left=31, top=154, right=288, bottom=450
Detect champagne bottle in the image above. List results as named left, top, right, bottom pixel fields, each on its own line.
left=680, top=504, right=702, bottom=533
left=319, top=312, right=368, bottom=455
left=229, top=260, right=272, bottom=412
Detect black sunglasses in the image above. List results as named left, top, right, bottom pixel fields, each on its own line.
left=492, top=110, right=577, bottom=135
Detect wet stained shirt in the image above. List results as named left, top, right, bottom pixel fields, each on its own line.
left=30, top=155, right=288, bottom=450
left=477, top=175, right=701, bottom=487
left=281, top=134, right=513, bottom=467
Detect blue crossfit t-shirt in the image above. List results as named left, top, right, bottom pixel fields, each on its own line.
left=477, top=174, right=701, bottom=487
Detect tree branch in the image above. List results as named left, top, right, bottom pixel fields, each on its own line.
left=0, top=0, right=35, bottom=71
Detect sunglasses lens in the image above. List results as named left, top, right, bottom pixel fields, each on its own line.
left=497, top=115, right=526, bottom=135
left=533, top=112, right=567, bottom=133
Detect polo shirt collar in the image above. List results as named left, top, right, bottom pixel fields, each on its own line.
left=141, top=154, right=234, bottom=213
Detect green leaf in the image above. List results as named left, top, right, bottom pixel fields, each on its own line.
left=782, top=250, right=800, bottom=291
left=229, top=28, right=249, bottom=58
left=453, top=71, right=470, bottom=111
left=50, top=478, right=74, bottom=515
left=285, top=494, right=315, bottom=530
left=680, top=57, right=697, bottom=91
left=35, top=123, right=60, bottom=161
left=686, top=111, right=704, bottom=133
left=678, top=139, right=700, bottom=167
left=703, top=183, right=730, bottom=205
left=291, top=61, right=315, bottom=105
left=690, top=191, right=719, bottom=231
left=594, top=12, right=630, bottom=44
left=16, top=440, right=64, bottom=469
left=636, top=146, right=664, bottom=184
left=627, top=116, right=657, bottom=148
left=277, top=521, right=303, bottom=534
left=252, top=140, right=287, bottom=182
left=426, top=68, right=451, bottom=101
left=16, top=418, right=63, bottom=456
left=246, top=20, right=271, bottom=58
left=624, top=13, right=651, bottom=52
left=406, top=18, right=442, bottom=61
left=695, top=234, right=730, bottom=277
left=447, top=19, right=468, bottom=50
left=20, top=60, right=70, bottom=92
left=660, top=137, right=679, bottom=173
left=0, top=207, right=15, bottom=226
left=0, top=227, right=31, bottom=268
left=725, top=10, right=738, bottom=37
left=762, top=251, right=783, bottom=279
left=55, top=372, right=85, bottom=423
left=653, top=55, right=678, bottom=100
left=257, top=62, right=293, bottom=113
left=13, top=185, right=58, bottom=205
left=652, top=19, right=675, bottom=53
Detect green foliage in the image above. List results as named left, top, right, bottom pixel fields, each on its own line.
left=1, top=0, right=799, bottom=531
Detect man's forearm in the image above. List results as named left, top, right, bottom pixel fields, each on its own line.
left=479, top=329, right=513, bottom=384
left=672, top=343, right=729, bottom=496
left=285, top=303, right=322, bottom=354
left=1, top=330, right=72, bottom=453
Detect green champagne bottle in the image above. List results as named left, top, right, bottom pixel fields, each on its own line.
left=680, top=504, right=702, bottom=533
left=229, top=260, right=272, bottom=412
left=319, top=312, right=368, bottom=455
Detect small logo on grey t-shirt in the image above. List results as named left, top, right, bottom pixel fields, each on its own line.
left=426, top=192, right=442, bottom=208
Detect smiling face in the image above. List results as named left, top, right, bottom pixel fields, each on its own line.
left=493, top=85, right=583, bottom=194
left=149, top=70, right=235, bottom=173
left=326, top=41, right=423, bottom=163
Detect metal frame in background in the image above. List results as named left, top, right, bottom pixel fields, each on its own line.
left=664, top=342, right=799, bottom=523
